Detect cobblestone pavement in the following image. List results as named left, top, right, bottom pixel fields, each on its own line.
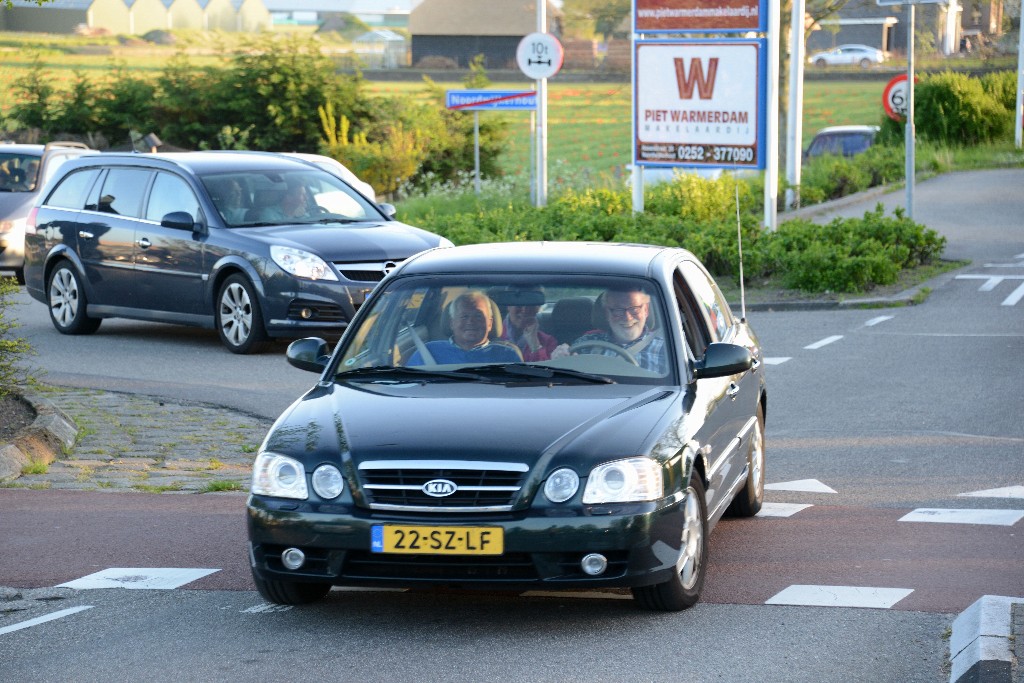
left=5, top=387, right=272, bottom=493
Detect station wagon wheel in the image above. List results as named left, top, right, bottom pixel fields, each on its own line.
left=216, top=274, right=267, bottom=354
left=859, top=58, right=872, bottom=68
left=251, top=569, right=330, bottom=606
left=815, top=58, right=827, bottom=67
left=727, top=403, right=765, bottom=517
left=569, top=340, right=639, bottom=366
left=46, top=262, right=101, bottom=335
left=632, top=470, right=708, bottom=611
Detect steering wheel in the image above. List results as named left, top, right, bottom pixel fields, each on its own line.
left=568, top=340, right=639, bottom=366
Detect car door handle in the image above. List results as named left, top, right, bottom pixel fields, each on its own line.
left=137, top=237, right=151, bottom=248
left=726, top=382, right=740, bottom=400
left=751, top=358, right=761, bottom=372
left=78, top=231, right=94, bottom=239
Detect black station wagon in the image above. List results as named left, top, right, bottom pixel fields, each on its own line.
left=22, top=151, right=450, bottom=353
left=247, top=242, right=767, bottom=611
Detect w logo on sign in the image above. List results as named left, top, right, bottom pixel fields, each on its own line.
left=674, top=58, right=719, bottom=100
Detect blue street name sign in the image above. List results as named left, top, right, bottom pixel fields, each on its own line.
left=445, top=90, right=538, bottom=111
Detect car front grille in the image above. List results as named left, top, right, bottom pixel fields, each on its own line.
left=358, top=460, right=529, bottom=512
left=334, top=259, right=403, bottom=283
left=343, top=551, right=539, bottom=581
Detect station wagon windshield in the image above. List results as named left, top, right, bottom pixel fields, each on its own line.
left=200, top=169, right=378, bottom=227
left=335, top=275, right=677, bottom=384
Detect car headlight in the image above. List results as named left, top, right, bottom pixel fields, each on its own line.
left=251, top=452, right=308, bottom=499
left=311, top=464, right=345, bottom=500
left=270, top=245, right=338, bottom=281
left=543, top=468, right=579, bottom=503
left=582, top=457, right=663, bottom=504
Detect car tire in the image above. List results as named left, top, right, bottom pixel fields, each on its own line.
left=14, top=267, right=25, bottom=285
left=216, top=274, right=267, bottom=354
left=252, top=570, right=331, bottom=605
left=632, top=470, right=708, bottom=611
left=859, top=58, right=872, bottom=68
left=815, top=58, right=827, bottom=67
left=46, top=261, right=101, bottom=335
left=727, top=403, right=765, bottom=517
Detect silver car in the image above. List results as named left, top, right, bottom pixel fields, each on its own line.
left=0, top=141, right=97, bottom=283
left=808, top=44, right=885, bottom=68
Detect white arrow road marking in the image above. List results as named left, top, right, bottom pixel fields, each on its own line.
left=899, top=508, right=1024, bottom=526
left=804, top=335, right=843, bottom=350
left=959, top=485, right=1024, bottom=499
left=864, top=315, right=894, bottom=326
left=762, top=357, right=791, bottom=365
left=1002, top=282, right=1024, bottom=306
left=766, top=585, right=913, bottom=609
left=765, top=479, right=837, bottom=493
left=58, top=568, right=220, bottom=590
left=955, top=274, right=1024, bottom=305
left=756, top=502, right=813, bottom=517
left=0, top=606, right=93, bottom=636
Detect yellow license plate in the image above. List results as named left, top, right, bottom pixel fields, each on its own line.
left=371, top=525, right=503, bottom=555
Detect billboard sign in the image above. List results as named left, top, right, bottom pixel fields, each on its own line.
left=634, top=0, right=767, bottom=34
left=634, top=40, right=767, bottom=169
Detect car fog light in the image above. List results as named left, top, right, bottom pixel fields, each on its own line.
left=281, top=547, right=306, bottom=571
left=312, top=465, right=344, bottom=499
left=581, top=553, right=608, bottom=576
left=543, top=468, right=579, bottom=503
left=300, top=307, right=314, bottom=319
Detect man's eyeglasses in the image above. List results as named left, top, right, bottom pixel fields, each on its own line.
left=606, top=304, right=646, bottom=318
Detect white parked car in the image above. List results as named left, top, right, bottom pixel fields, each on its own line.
left=281, top=152, right=376, bottom=202
left=808, top=44, right=885, bottom=68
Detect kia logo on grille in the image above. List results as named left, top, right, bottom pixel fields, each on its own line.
left=422, top=479, right=457, bottom=497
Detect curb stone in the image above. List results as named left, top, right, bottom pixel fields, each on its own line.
left=0, top=391, right=78, bottom=483
left=949, top=595, right=1024, bottom=683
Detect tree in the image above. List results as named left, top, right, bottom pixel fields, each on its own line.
left=561, top=0, right=630, bottom=41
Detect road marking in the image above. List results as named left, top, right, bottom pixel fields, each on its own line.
left=0, top=606, right=93, bottom=636
left=241, top=603, right=293, bottom=614
left=899, top=508, right=1024, bottom=526
left=955, top=274, right=1024, bottom=306
left=864, top=315, right=894, bottom=326
left=804, top=335, right=842, bottom=350
left=1002, top=281, right=1024, bottom=306
left=765, top=479, right=837, bottom=493
left=756, top=502, right=813, bottom=517
left=766, top=585, right=913, bottom=609
left=58, top=568, right=220, bottom=590
left=762, top=357, right=791, bottom=365
left=959, top=485, right=1024, bottom=500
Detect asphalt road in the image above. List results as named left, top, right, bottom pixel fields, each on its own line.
left=1, top=169, right=1022, bottom=682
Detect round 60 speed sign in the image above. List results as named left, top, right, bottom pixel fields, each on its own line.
left=883, top=74, right=914, bottom=122
left=516, top=32, right=563, bottom=80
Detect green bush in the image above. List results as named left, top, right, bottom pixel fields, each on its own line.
left=980, top=70, right=1017, bottom=111
left=915, top=71, right=1010, bottom=144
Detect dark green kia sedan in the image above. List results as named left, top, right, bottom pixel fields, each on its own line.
left=247, top=241, right=766, bottom=611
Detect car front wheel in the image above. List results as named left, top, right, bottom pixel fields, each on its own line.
left=252, top=569, right=330, bottom=605
left=47, top=262, right=101, bottom=335
left=815, top=58, right=827, bottom=67
left=632, top=470, right=708, bottom=611
left=216, top=274, right=266, bottom=354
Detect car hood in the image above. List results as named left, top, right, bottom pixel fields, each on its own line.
left=0, top=192, right=35, bottom=218
left=244, top=220, right=444, bottom=262
left=264, top=383, right=680, bottom=470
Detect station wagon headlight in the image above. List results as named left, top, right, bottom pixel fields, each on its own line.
left=270, top=245, right=338, bottom=281
left=582, top=457, right=663, bottom=503
left=251, top=452, right=308, bottom=499
left=311, top=464, right=345, bottom=500
left=543, top=468, right=579, bottom=503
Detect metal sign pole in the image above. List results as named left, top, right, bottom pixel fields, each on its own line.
left=906, top=4, right=915, bottom=220
left=785, top=0, right=806, bottom=210
left=764, top=0, right=780, bottom=230
left=474, top=111, right=481, bottom=195
left=536, top=0, right=548, bottom=208
left=1017, top=0, right=1024, bottom=148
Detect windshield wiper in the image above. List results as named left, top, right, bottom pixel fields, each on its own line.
left=338, top=365, right=487, bottom=383
left=313, top=217, right=360, bottom=224
left=454, top=364, right=615, bottom=385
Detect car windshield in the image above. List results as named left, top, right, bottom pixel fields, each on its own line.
left=200, top=169, right=380, bottom=227
left=0, top=152, right=42, bottom=192
left=334, top=274, right=677, bottom=385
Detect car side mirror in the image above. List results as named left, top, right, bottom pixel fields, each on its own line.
left=692, top=342, right=752, bottom=380
left=161, top=211, right=202, bottom=233
left=377, top=202, right=397, bottom=219
left=287, top=337, right=331, bottom=373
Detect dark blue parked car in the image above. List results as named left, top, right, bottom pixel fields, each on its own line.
left=23, top=151, right=450, bottom=353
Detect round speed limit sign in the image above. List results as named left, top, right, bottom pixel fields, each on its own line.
left=883, top=74, right=910, bottom=122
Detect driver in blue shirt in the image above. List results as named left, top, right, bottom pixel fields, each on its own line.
left=407, top=291, right=522, bottom=365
